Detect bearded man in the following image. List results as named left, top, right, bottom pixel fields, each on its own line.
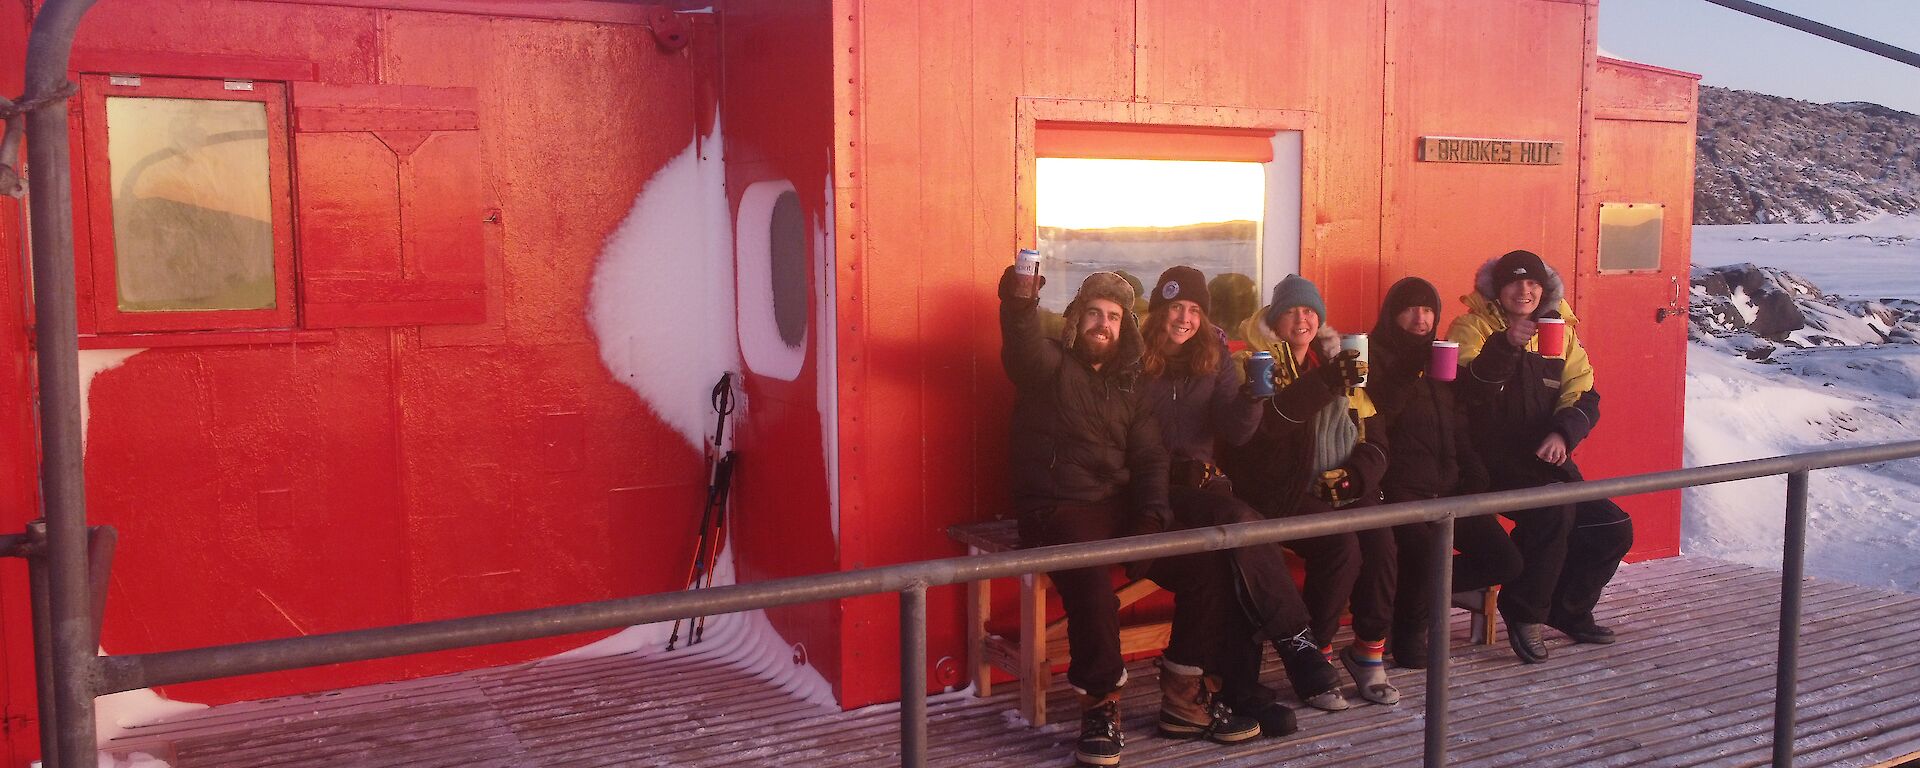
left=1000, top=269, right=1257, bottom=766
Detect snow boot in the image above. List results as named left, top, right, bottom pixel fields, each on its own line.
left=1156, top=662, right=1261, bottom=744
left=1218, top=681, right=1299, bottom=739
left=1506, top=619, right=1549, bottom=664
left=1074, top=691, right=1125, bottom=766
left=1275, top=629, right=1348, bottom=711
left=1548, top=618, right=1617, bottom=645
left=1339, top=642, right=1401, bottom=705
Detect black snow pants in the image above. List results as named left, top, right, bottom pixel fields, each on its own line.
left=1020, top=497, right=1241, bottom=697
left=1497, top=496, right=1634, bottom=625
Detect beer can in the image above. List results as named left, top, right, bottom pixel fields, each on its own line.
left=1011, top=249, right=1042, bottom=299
left=1246, top=351, right=1276, bottom=397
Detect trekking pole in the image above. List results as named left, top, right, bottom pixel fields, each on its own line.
left=690, top=451, right=737, bottom=645
left=665, top=467, right=718, bottom=652
left=690, top=375, right=738, bottom=644
left=666, top=372, right=738, bottom=651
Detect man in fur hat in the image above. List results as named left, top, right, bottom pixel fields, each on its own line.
left=999, top=267, right=1258, bottom=766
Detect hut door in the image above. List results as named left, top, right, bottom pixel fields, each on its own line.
left=1574, top=117, right=1694, bottom=558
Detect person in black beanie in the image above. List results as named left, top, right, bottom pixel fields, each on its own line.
left=1448, top=250, right=1634, bottom=664
left=1138, top=266, right=1343, bottom=737
left=1366, top=277, right=1522, bottom=668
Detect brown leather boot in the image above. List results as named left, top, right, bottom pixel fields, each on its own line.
left=1074, top=690, right=1125, bottom=766
left=1157, top=663, right=1261, bottom=744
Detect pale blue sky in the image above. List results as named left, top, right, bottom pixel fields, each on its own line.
left=1598, top=0, right=1920, bottom=114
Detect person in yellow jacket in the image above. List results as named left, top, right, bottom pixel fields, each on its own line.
left=1216, top=274, right=1399, bottom=709
left=1448, top=249, right=1634, bottom=664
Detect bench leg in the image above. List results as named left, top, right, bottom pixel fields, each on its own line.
left=1481, top=586, right=1499, bottom=646
left=1020, top=572, right=1049, bottom=727
left=966, top=547, right=991, bottom=698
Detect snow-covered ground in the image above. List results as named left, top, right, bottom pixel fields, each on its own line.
left=1694, top=217, right=1920, bottom=300
left=1687, top=217, right=1920, bottom=594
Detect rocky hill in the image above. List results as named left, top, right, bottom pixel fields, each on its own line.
left=1695, top=86, right=1920, bottom=224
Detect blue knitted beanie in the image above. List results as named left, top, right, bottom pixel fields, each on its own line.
left=1263, top=274, right=1327, bottom=327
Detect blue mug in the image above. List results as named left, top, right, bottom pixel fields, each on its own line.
left=1246, top=352, right=1276, bottom=397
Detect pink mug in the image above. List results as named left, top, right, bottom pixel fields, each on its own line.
left=1429, top=341, right=1459, bottom=381
left=1536, top=317, right=1567, bottom=357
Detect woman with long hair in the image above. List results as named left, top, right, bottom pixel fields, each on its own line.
left=1138, top=266, right=1345, bottom=729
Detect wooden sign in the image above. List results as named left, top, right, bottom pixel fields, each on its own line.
left=1418, top=136, right=1563, bottom=165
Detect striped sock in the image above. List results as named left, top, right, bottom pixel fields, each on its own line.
left=1352, top=638, right=1386, bottom=665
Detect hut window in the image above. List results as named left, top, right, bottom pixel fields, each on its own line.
left=1034, top=157, right=1266, bottom=329
left=1599, top=202, right=1664, bottom=272
left=736, top=180, right=809, bottom=381
left=72, top=74, right=296, bottom=333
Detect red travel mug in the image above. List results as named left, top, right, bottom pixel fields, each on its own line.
left=1535, top=318, right=1566, bottom=357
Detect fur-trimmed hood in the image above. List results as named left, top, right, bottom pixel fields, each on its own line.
left=1465, top=254, right=1579, bottom=325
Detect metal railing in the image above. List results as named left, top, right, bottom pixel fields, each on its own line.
left=12, top=438, right=1919, bottom=767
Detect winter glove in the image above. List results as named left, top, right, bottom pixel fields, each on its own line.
left=1455, top=458, right=1491, bottom=496
left=1315, top=467, right=1363, bottom=507
left=1314, top=349, right=1367, bottom=393
left=997, top=264, right=1047, bottom=303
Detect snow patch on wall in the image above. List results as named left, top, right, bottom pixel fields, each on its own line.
left=78, top=349, right=143, bottom=451
left=94, top=684, right=205, bottom=742
left=588, top=120, right=741, bottom=451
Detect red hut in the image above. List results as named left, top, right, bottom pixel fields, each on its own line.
left=0, top=0, right=1696, bottom=763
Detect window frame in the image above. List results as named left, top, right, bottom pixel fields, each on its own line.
left=1013, top=99, right=1323, bottom=294
left=74, top=73, right=297, bottom=333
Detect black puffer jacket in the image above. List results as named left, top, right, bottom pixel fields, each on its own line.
left=1450, top=256, right=1602, bottom=489
left=1139, top=327, right=1262, bottom=469
left=1368, top=278, right=1488, bottom=499
left=1001, top=295, right=1173, bottom=533
left=1218, top=324, right=1389, bottom=519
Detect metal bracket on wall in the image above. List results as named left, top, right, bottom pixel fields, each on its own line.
left=649, top=7, right=691, bottom=52
left=0, top=81, right=80, bottom=197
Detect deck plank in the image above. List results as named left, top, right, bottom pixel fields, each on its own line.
left=103, top=556, right=1920, bottom=768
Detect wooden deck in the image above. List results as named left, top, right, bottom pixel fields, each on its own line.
left=103, top=556, right=1920, bottom=767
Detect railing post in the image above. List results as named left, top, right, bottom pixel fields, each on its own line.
left=25, top=522, right=60, bottom=768
left=1424, top=514, right=1455, bottom=768
left=900, top=582, right=928, bottom=768
left=1773, top=470, right=1810, bottom=767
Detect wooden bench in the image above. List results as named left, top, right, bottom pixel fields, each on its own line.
left=948, top=519, right=1500, bottom=726
left=948, top=519, right=1171, bottom=726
